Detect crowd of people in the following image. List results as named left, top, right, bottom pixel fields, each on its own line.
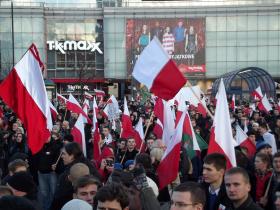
left=0, top=93, right=280, bottom=210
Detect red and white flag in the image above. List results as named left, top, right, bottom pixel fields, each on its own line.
left=71, top=114, right=86, bottom=157
left=94, top=89, right=105, bottom=97
left=66, top=94, right=92, bottom=124
left=162, top=101, right=176, bottom=146
left=84, top=91, right=93, bottom=100
left=208, top=79, right=236, bottom=169
left=153, top=97, right=164, bottom=138
left=231, top=94, right=236, bottom=111
left=57, top=93, right=67, bottom=104
left=157, top=109, right=186, bottom=190
left=49, top=100, right=58, bottom=120
left=92, top=97, right=101, bottom=161
left=236, top=124, right=256, bottom=159
left=132, top=37, right=186, bottom=101
left=82, top=99, right=90, bottom=110
left=134, top=118, right=146, bottom=152
left=120, top=97, right=134, bottom=138
left=257, top=94, right=272, bottom=113
left=0, top=44, right=52, bottom=154
left=251, top=86, right=263, bottom=100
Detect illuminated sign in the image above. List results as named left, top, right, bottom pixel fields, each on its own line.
left=47, top=40, right=103, bottom=54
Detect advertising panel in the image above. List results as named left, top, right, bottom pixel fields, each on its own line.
left=126, top=18, right=206, bottom=77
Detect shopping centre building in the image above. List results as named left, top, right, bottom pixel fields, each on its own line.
left=1, top=0, right=280, bottom=98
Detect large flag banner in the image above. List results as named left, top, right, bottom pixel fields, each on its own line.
left=126, top=18, right=206, bottom=77
left=0, top=44, right=52, bottom=154
left=132, top=37, right=186, bottom=100
left=208, top=79, right=237, bottom=168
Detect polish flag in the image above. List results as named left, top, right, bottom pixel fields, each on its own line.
left=162, top=101, right=176, bottom=146
left=66, top=93, right=92, bottom=124
left=71, top=114, right=86, bottom=157
left=82, top=99, right=90, bottom=110
left=157, top=109, right=186, bottom=189
left=48, top=100, right=58, bottom=120
left=0, top=44, right=52, bottom=154
left=257, top=94, right=272, bottom=113
left=153, top=97, right=164, bottom=138
left=251, top=86, right=263, bottom=100
left=84, top=91, right=93, bottom=100
left=132, top=37, right=186, bottom=101
left=92, top=97, right=101, bottom=161
left=134, top=118, right=146, bottom=152
left=57, top=93, right=67, bottom=104
left=236, top=124, right=256, bottom=159
left=231, top=94, right=236, bottom=111
left=153, top=119, right=163, bottom=139
left=208, top=79, right=236, bottom=169
left=120, top=97, right=134, bottom=138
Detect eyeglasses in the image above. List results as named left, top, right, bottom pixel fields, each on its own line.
left=170, top=200, right=198, bottom=208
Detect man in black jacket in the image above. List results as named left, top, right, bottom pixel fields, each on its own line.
left=224, top=167, right=263, bottom=210
left=201, top=153, right=231, bottom=210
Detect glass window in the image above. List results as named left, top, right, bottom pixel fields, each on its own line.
left=237, top=47, right=247, bottom=61
left=33, top=33, right=44, bottom=49
left=268, top=46, right=278, bottom=60
left=258, top=46, right=268, bottom=61
left=216, top=47, right=226, bottom=61
left=227, top=16, right=237, bottom=32
left=55, top=23, right=66, bottom=35
left=206, top=17, right=217, bottom=32
left=206, top=47, right=216, bottom=62
left=247, top=32, right=257, bottom=46
left=237, top=32, right=247, bottom=46
left=268, top=15, right=279, bottom=31
left=57, top=52, right=65, bottom=68
left=268, top=31, right=279, bottom=46
left=247, top=47, right=257, bottom=61
left=226, top=32, right=237, bottom=46
left=237, top=16, right=247, bottom=31
left=216, top=32, right=226, bottom=46
left=258, top=15, right=268, bottom=31
left=267, top=61, right=279, bottom=75
left=66, top=23, right=75, bottom=35
left=47, top=50, right=55, bottom=69
left=66, top=51, right=76, bottom=68
left=75, top=23, right=85, bottom=35
left=217, top=17, right=226, bottom=32
left=227, top=47, right=237, bottom=61
left=14, top=18, right=22, bottom=33
left=257, top=31, right=268, bottom=46
left=32, top=18, right=44, bottom=33
left=206, top=32, right=216, bottom=47
left=247, top=16, right=257, bottom=31
left=216, top=62, right=227, bottom=74
left=14, top=48, right=23, bottom=63
left=0, top=17, right=12, bottom=33
left=22, top=33, right=33, bottom=48
left=21, top=18, right=33, bottom=33
left=85, top=22, right=95, bottom=34
left=14, top=33, right=22, bottom=48
left=77, top=51, right=86, bottom=67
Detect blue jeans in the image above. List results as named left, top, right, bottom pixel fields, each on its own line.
left=38, top=171, right=57, bottom=210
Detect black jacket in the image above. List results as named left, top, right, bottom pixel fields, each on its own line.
left=201, top=182, right=231, bottom=210
left=225, top=196, right=263, bottom=210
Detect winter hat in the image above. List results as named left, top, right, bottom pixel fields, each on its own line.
left=124, top=160, right=134, bottom=169
left=7, top=172, right=36, bottom=193
left=256, top=140, right=271, bottom=152
left=101, top=147, right=114, bottom=159
left=61, top=199, right=92, bottom=210
left=114, top=163, right=123, bottom=170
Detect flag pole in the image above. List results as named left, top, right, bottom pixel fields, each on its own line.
left=138, top=111, right=154, bottom=153
left=185, top=81, right=214, bottom=119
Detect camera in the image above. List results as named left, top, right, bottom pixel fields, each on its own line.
left=106, top=159, right=114, bottom=167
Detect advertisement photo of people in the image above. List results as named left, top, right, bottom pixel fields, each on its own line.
left=126, top=18, right=206, bottom=77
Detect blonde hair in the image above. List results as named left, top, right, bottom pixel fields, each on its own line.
left=150, top=148, right=164, bottom=162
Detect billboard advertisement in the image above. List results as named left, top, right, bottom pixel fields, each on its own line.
left=126, top=18, right=206, bottom=77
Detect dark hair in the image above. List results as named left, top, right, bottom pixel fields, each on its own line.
left=0, top=195, right=36, bottom=210
left=95, top=183, right=129, bottom=209
left=273, top=152, right=280, bottom=160
left=225, top=167, right=250, bottom=184
left=256, top=152, right=271, bottom=168
left=64, top=142, right=83, bottom=160
left=173, top=182, right=206, bottom=206
left=259, top=123, right=268, bottom=130
left=135, top=153, right=152, bottom=169
left=73, top=175, right=101, bottom=193
left=246, top=130, right=256, bottom=136
left=8, top=159, right=29, bottom=173
left=63, top=134, right=74, bottom=142
left=204, top=153, right=227, bottom=170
